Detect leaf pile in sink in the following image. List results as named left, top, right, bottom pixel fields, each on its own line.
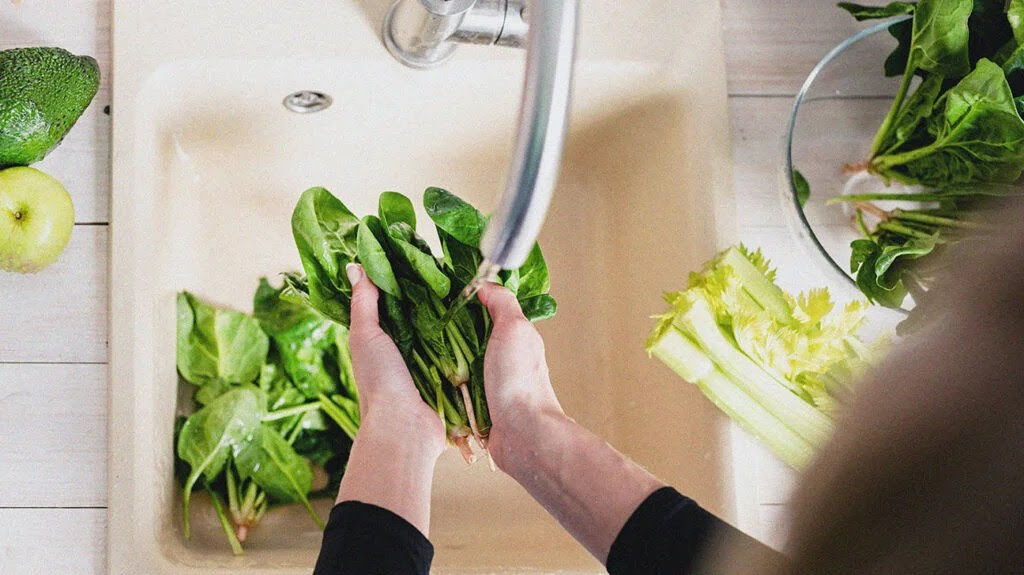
left=175, top=282, right=360, bottom=555
left=283, top=187, right=556, bottom=459
left=823, top=0, right=1024, bottom=308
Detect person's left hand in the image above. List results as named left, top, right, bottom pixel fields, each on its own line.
left=345, top=263, right=446, bottom=454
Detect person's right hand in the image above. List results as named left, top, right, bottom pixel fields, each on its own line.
left=476, top=283, right=565, bottom=471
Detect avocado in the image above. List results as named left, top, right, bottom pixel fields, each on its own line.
left=0, top=47, right=100, bottom=167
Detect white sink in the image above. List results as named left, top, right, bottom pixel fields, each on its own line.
left=110, top=1, right=737, bottom=573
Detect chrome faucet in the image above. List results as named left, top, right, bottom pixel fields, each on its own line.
left=383, top=0, right=578, bottom=275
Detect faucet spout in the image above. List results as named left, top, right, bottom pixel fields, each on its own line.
left=480, top=0, right=576, bottom=269
left=383, top=0, right=578, bottom=270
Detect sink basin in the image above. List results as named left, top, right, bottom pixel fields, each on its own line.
left=110, top=1, right=737, bottom=573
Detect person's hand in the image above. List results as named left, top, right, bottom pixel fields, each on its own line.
left=476, top=282, right=566, bottom=470
left=345, top=263, right=445, bottom=456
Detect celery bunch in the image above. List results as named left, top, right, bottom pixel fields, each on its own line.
left=646, top=246, right=876, bottom=468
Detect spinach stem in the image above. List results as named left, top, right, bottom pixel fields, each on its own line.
left=871, top=61, right=916, bottom=156
left=206, top=484, right=244, bottom=556
left=226, top=466, right=239, bottom=518
left=877, top=220, right=935, bottom=239
left=262, top=402, right=321, bottom=422
left=318, top=393, right=358, bottom=439
left=892, top=210, right=982, bottom=229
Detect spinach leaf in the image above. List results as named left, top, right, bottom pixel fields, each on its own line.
left=519, top=294, right=558, bottom=322
left=967, top=0, right=1015, bottom=66
left=333, top=326, right=358, bottom=401
left=1001, top=44, right=1024, bottom=95
left=837, top=1, right=915, bottom=20
left=909, top=0, right=972, bottom=77
left=793, top=169, right=811, bottom=208
left=378, top=191, right=417, bottom=230
left=879, top=73, right=945, bottom=154
left=176, top=292, right=268, bottom=387
left=356, top=216, right=403, bottom=298
left=255, top=279, right=338, bottom=399
left=439, top=229, right=483, bottom=288
left=233, top=425, right=311, bottom=501
left=850, top=239, right=909, bottom=307
left=291, top=187, right=360, bottom=325
left=1012, top=0, right=1024, bottom=44
left=253, top=278, right=321, bottom=336
left=177, top=387, right=265, bottom=538
left=423, top=187, right=488, bottom=246
left=875, top=235, right=940, bottom=279
left=873, top=60, right=1024, bottom=186
left=233, top=424, right=322, bottom=528
left=885, top=19, right=915, bottom=78
left=516, top=244, right=551, bottom=299
left=386, top=221, right=451, bottom=298
left=380, top=291, right=416, bottom=356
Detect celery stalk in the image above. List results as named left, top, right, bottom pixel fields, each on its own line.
left=673, top=292, right=833, bottom=448
left=648, top=325, right=815, bottom=468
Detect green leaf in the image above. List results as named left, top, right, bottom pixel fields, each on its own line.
left=253, top=278, right=321, bottom=336
left=967, top=0, right=1015, bottom=67
left=439, top=230, right=483, bottom=288
left=519, top=294, right=558, bottom=322
left=1000, top=44, right=1024, bottom=95
left=386, top=222, right=451, bottom=298
left=515, top=243, right=551, bottom=299
left=837, top=1, right=915, bottom=21
left=793, top=169, right=811, bottom=208
left=873, top=60, right=1024, bottom=186
left=908, top=0, right=972, bottom=77
left=1012, top=0, right=1024, bottom=44
left=176, top=292, right=269, bottom=387
left=884, top=19, right=915, bottom=77
left=255, top=279, right=339, bottom=399
left=378, top=191, right=417, bottom=231
left=875, top=236, right=939, bottom=279
left=423, top=187, right=488, bottom=246
left=177, top=387, right=265, bottom=538
left=356, top=216, right=403, bottom=298
left=850, top=239, right=909, bottom=307
left=233, top=424, right=323, bottom=528
left=290, top=187, right=360, bottom=326
left=880, top=74, right=944, bottom=153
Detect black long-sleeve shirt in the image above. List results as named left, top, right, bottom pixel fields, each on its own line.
left=314, top=487, right=765, bottom=574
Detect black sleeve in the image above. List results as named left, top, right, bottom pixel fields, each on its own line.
left=607, top=486, right=773, bottom=575
left=313, top=500, right=433, bottom=575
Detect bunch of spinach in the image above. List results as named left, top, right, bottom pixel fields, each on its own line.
left=284, top=186, right=556, bottom=459
left=175, top=282, right=360, bottom=554
left=827, top=0, right=1024, bottom=308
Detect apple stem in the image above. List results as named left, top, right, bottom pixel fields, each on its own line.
left=14, top=211, right=22, bottom=220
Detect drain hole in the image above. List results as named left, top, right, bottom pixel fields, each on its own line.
left=283, top=91, right=333, bottom=113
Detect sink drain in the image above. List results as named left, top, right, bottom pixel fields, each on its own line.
left=283, top=91, right=333, bottom=113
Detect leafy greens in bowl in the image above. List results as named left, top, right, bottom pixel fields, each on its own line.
left=786, top=0, right=1024, bottom=313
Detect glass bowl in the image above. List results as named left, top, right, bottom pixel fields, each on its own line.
left=783, top=17, right=915, bottom=307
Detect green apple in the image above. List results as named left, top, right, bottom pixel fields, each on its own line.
left=0, top=166, right=74, bottom=273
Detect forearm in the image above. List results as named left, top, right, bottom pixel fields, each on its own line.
left=336, top=412, right=442, bottom=536
left=494, top=409, right=665, bottom=564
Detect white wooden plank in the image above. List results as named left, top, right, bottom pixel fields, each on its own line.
left=0, top=364, right=106, bottom=506
left=0, top=509, right=106, bottom=574
left=757, top=504, right=790, bottom=552
left=0, top=0, right=112, bottom=224
left=0, top=226, right=107, bottom=363
left=722, top=0, right=866, bottom=95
